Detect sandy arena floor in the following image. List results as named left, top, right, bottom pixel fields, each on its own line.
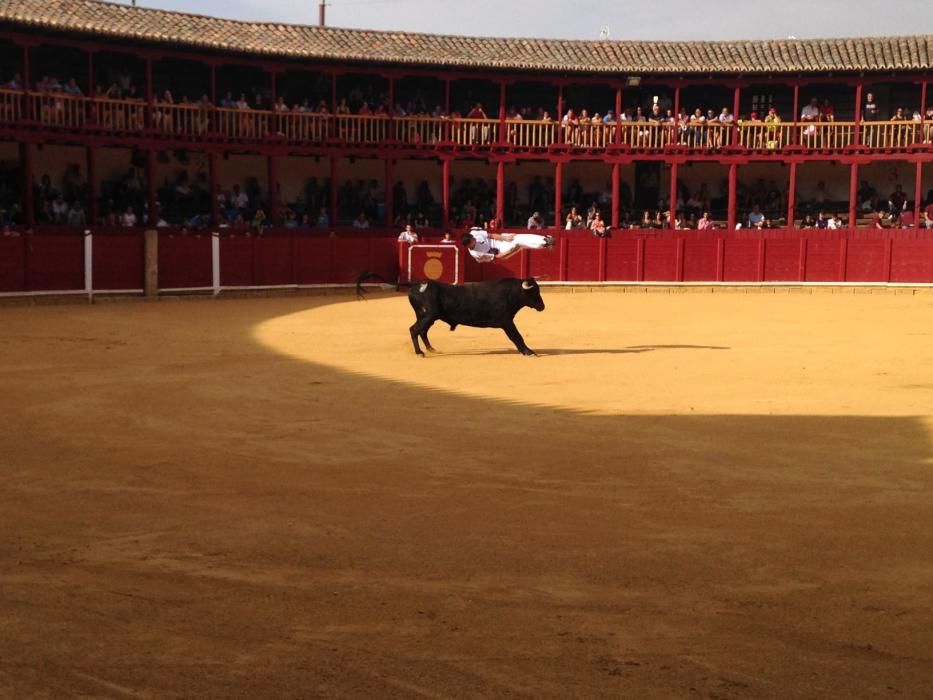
left=1, top=288, right=932, bottom=698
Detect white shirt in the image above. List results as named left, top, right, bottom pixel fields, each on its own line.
left=467, top=229, right=496, bottom=263
left=233, top=192, right=249, bottom=209
left=122, top=212, right=137, bottom=227
left=397, top=230, right=418, bottom=243
left=801, top=104, right=820, bottom=120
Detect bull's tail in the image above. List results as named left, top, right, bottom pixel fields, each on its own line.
left=355, top=271, right=390, bottom=299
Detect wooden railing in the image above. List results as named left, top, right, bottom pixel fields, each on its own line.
left=3, top=90, right=932, bottom=154
left=449, top=118, right=499, bottom=146
left=0, top=88, right=23, bottom=122
left=394, top=116, right=448, bottom=145
left=506, top=119, right=558, bottom=148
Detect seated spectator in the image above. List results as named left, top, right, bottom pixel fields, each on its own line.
left=697, top=211, right=715, bottom=230
left=353, top=211, right=370, bottom=228
left=440, top=232, right=456, bottom=244
left=888, top=184, right=908, bottom=215
left=869, top=207, right=887, bottom=229
left=251, top=208, right=267, bottom=231
left=815, top=211, right=829, bottom=229
left=827, top=212, right=844, bottom=230
left=413, top=211, right=429, bottom=227
left=820, top=99, right=835, bottom=122
left=3, top=73, right=22, bottom=90
left=800, top=98, right=819, bottom=124
left=526, top=211, right=543, bottom=230
left=121, top=206, right=137, bottom=227
left=747, top=204, right=765, bottom=229
left=397, top=224, right=418, bottom=243
left=589, top=211, right=608, bottom=237
left=898, top=206, right=915, bottom=228
left=67, top=201, right=86, bottom=226
left=799, top=214, right=816, bottom=229
left=565, top=206, right=584, bottom=229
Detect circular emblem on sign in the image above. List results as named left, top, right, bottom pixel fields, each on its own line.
left=424, top=251, right=444, bottom=280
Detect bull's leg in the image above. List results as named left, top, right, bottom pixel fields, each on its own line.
left=409, top=315, right=437, bottom=356
left=420, top=326, right=437, bottom=353
left=502, top=320, right=536, bottom=356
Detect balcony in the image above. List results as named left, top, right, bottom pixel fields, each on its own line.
left=2, top=89, right=932, bottom=155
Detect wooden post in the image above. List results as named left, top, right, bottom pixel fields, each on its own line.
left=614, top=86, right=623, bottom=146
left=787, top=161, right=797, bottom=228
left=669, top=162, right=678, bottom=228
left=498, top=81, right=507, bottom=145
left=556, top=84, right=564, bottom=145
left=145, top=56, right=155, bottom=130
left=732, top=85, right=741, bottom=146
left=147, top=149, right=158, bottom=225
left=209, top=151, right=219, bottom=226
left=384, top=158, right=393, bottom=227
left=329, top=156, right=338, bottom=227
left=22, top=45, right=31, bottom=120
left=611, top=162, right=620, bottom=228
left=914, top=160, right=923, bottom=229
left=854, top=82, right=863, bottom=146
left=441, top=158, right=450, bottom=229
left=727, top=162, right=737, bottom=231
left=495, top=160, right=505, bottom=226
left=86, top=146, right=97, bottom=224
left=791, top=83, right=800, bottom=146
left=144, top=229, right=158, bottom=298
left=849, top=162, right=859, bottom=228
left=267, top=154, right=279, bottom=225
left=21, top=141, right=34, bottom=226
left=554, top=161, right=563, bottom=229
left=210, top=63, right=217, bottom=104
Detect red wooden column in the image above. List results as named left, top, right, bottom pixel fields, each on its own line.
left=727, top=163, right=737, bottom=231
left=614, top=86, right=623, bottom=145
left=385, top=158, right=394, bottom=226
left=786, top=162, right=797, bottom=228
left=732, top=85, right=741, bottom=145
left=553, top=161, right=563, bottom=228
left=848, top=162, right=859, bottom=227
left=495, top=160, right=505, bottom=227
left=791, top=83, right=800, bottom=146
left=210, top=63, right=217, bottom=104
left=267, top=154, right=279, bottom=225
left=914, top=160, right=923, bottom=228
left=611, top=162, right=620, bottom=228
left=146, top=149, right=158, bottom=225
left=498, top=81, right=507, bottom=145
left=21, top=141, right=34, bottom=226
left=443, top=78, right=451, bottom=141
left=22, top=44, right=31, bottom=120
left=86, top=146, right=97, bottom=224
left=853, top=82, right=863, bottom=146
left=209, top=151, right=220, bottom=226
left=145, top=56, right=154, bottom=129
left=673, top=86, right=681, bottom=119
left=329, top=156, right=338, bottom=226
left=556, top=85, right=564, bottom=145
left=669, top=162, right=678, bottom=227
left=441, top=158, right=450, bottom=229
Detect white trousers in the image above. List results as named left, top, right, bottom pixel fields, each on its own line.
left=493, top=233, right=550, bottom=259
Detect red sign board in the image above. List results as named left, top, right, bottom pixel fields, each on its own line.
left=406, top=244, right=460, bottom=284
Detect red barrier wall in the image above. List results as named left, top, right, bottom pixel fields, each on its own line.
left=159, top=232, right=212, bottom=289
left=2, top=227, right=933, bottom=295
left=94, top=232, right=144, bottom=290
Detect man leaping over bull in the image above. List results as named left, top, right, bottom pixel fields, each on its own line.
left=461, top=227, right=555, bottom=263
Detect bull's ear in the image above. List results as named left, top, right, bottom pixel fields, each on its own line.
left=522, top=280, right=534, bottom=290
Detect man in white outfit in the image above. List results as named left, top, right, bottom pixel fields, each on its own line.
left=461, top=227, right=554, bottom=263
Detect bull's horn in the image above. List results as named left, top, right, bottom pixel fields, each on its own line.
left=522, top=280, right=534, bottom=290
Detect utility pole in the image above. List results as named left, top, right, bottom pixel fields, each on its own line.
left=319, top=1, right=327, bottom=26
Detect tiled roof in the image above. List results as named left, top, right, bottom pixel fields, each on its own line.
left=2, top=0, right=932, bottom=75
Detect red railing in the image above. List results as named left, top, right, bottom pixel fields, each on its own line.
left=2, top=90, right=931, bottom=154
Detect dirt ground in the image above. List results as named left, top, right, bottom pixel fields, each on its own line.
left=1, top=288, right=932, bottom=699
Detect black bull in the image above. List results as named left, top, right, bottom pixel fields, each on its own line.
left=406, top=277, right=545, bottom=356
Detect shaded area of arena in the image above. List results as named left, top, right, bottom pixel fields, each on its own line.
left=1, top=293, right=932, bottom=698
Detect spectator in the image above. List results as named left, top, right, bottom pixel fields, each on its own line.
left=121, top=206, right=137, bottom=227
left=397, top=224, right=418, bottom=243
left=589, top=211, right=608, bottom=237
left=565, top=206, right=584, bottom=229
left=67, top=201, right=86, bottom=226
left=748, top=204, right=765, bottom=229
left=697, top=211, right=715, bottom=230
left=353, top=211, right=370, bottom=228
left=440, top=232, right=456, bottom=244
left=526, top=211, right=543, bottom=230
left=316, top=207, right=330, bottom=228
